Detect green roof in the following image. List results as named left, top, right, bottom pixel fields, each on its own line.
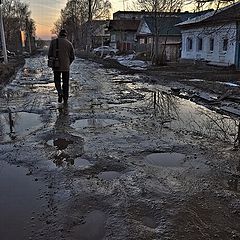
left=144, top=17, right=182, bottom=35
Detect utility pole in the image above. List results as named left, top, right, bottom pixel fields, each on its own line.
left=88, top=0, right=93, bottom=51
left=26, top=17, right=32, bottom=54
left=0, top=0, right=8, bottom=64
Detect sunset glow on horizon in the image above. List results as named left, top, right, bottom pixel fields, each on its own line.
left=24, top=0, right=125, bottom=40
left=25, top=0, right=193, bottom=40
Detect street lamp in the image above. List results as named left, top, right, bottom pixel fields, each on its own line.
left=0, top=0, right=8, bottom=64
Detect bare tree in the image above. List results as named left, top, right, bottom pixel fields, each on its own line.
left=190, top=0, right=238, bottom=11
left=135, top=0, right=184, bottom=12
left=52, top=0, right=111, bottom=48
left=2, top=0, right=35, bottom=51
left=134, top=0, right=184, bottom=65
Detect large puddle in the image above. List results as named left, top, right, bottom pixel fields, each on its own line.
left=47, top=138, right=73, bottom=150
left=145, top=152, right=186, bottom=167
left=71, top=118, right=120, bottom=129
left=0, top=161, right=47, bottom=239
left=170, top=100, right=238, bottom=140
left=0, top=112, right=43, bottom=142
left=98, top=171, right=121, bottom=180
left=74, top=158, right=92, bottom=169
left=70, top=210, right=106, bottom=240
left=128, top=85, right=239, bottom=143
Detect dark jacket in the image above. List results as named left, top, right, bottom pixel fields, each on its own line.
left=48, top=36, right=75, bottom=71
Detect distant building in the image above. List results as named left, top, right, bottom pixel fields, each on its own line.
left=113, top=10, right=151, bottom=20
left=136, top=17, right=182, bottom=61
left=177, top=2, right=240, bottom=68
left=111, top=10, right=211, bottom=59
left=108, top=19, right=140, bottom=52
left=79, top=20, right=110, bottom=50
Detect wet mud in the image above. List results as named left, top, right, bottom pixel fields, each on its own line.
left=1, top=56, right=240, bottom=239
left=0, top=161, right=48, bottom=240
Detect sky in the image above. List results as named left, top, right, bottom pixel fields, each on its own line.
left=23, top=0, right=127, bottom=40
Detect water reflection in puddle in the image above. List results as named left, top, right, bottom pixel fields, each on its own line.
left=47, top=138, right=73, bottom=150
left=53, top=151, right=71, bottom=167
left=98, top=171, right=121, bottom=180
left=170, top=100, right=238, bottom=141
left=145, top=152, right=185, bottom=167
left=70, top=210, right=106, bottom=240
left=74, top=158, right=92, bottom=169
left=71, top=118, right=120, bottom=129
left=131, top=86, right=239, bottom=143
left=0, top=161, right=46, bottom=239
left=0, top=112, right=42, bottom=142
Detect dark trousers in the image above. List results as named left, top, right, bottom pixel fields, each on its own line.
left=54, top=71, right=70, bottom=100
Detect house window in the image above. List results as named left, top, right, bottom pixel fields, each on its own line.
left=187, top=37, right=193, bottom=51
left=111, top=34, right=116, bottom=42
left=147, top=37, right=152, bottom=44
left=197, top=37, right=203, bottom=51
left=140, top=38, right=145, bottom=44
left=223, top=38, right=228, bottom=51
left=209, top=38, right=214, bottom=52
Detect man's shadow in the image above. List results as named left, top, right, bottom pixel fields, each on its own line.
left=55, top=104, right=70, bottom=132
left=53, top=104, right=85, bottom=167
left=53, top=104, right=73, bottom=166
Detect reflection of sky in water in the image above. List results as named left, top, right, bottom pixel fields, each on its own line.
left=0, top=161, right=46, bottom=239
left=137, top=88, right=238, bottom=143
left=71, top=118, right=120, bottom=129
left=0, top=112, right=42, bottom=142
left=145, top=152, right=186, bottom=167
left=10, top=57, right=53, bottom=88
left=170, top=99, right=238, bottom=142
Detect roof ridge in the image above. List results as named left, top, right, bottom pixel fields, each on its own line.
left=176, top=2, right=240, bottom=27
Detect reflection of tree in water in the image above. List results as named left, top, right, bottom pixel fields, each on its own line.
left=53, top=105, right=83, bottom=167
left=142, top=90, right=180, bottom=133
left=185, top=108, right=238, bottom=143
left=2, top=109, right=19, bottom=140
left=143, top=90, right=239, bottom=143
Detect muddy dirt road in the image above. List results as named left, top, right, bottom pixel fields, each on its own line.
left=1, top=56, right=240, bottom=240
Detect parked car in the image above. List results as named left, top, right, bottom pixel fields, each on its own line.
left=93, top=46, right=119, bottom=56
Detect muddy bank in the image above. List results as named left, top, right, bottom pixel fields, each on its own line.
left=76, top=51, right=240, bottom=97
left=0, top=56, right=25, bottom=89
left=76, top=51, right=143, bottom=74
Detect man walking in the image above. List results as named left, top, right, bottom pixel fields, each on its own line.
left=48, top=29, right=75, bottom=104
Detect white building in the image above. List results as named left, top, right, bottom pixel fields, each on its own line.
left=177, top=3, right=240, bottom=69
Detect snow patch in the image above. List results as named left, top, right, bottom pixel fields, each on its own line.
left=114, top=54, right=150, bottom=70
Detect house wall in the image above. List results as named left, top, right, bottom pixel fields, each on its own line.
left=110, top=31, right=136, bottom=51
left=181, top=22, right=237, bottom=65
left=235, top=21, right=240, bottom=69
left=164, top=44, right=181, bottom=61
left=136, top=36, right=181, bottom=61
